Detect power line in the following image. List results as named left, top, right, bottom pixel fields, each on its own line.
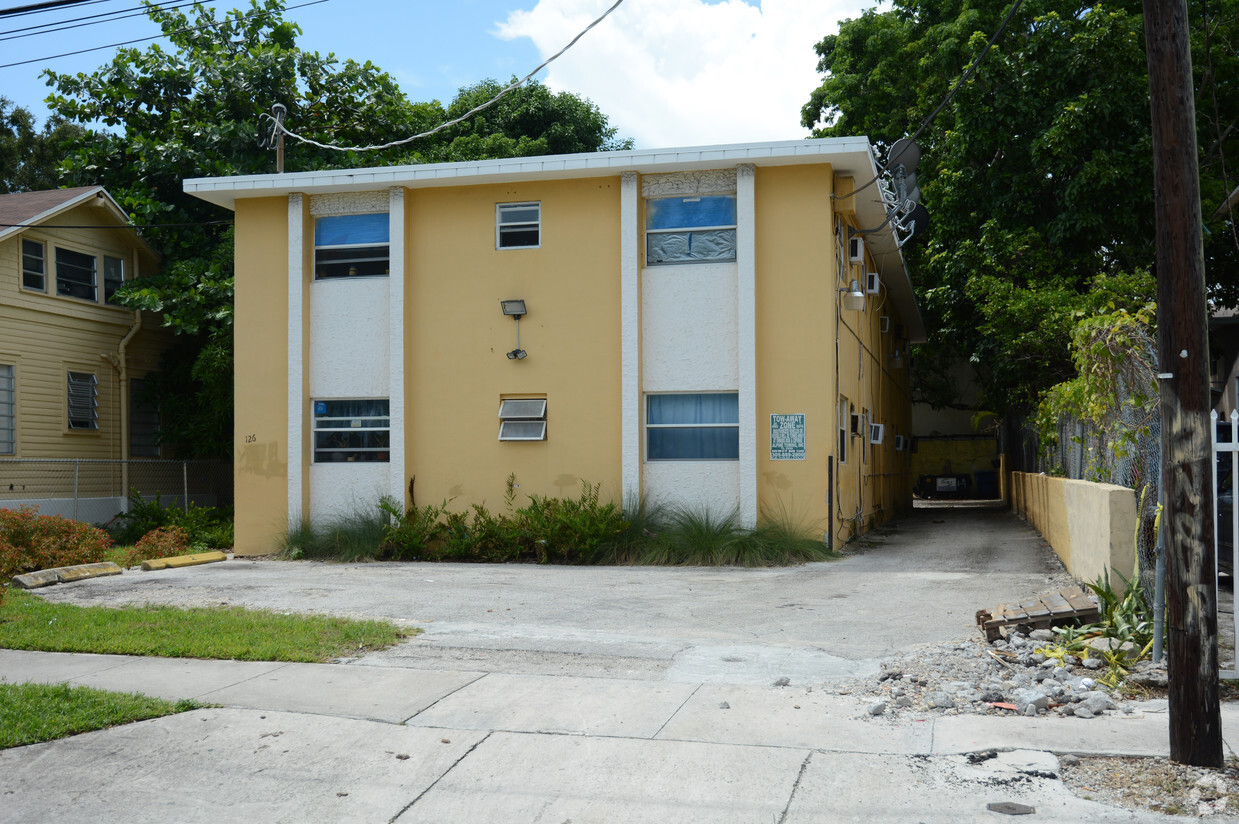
left=274, top=0, right=628, bottom=154
left=0, top=0, right=329, bottom=70
left=0, top=0, right=109, bottom=20
left=1, top=0, right=197, bottom=44
left=0, top=219, right=232, bottom=228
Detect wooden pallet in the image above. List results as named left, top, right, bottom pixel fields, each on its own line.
left=975, top=586, right=1100, bottom=642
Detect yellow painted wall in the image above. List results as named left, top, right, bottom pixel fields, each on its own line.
left=403, top=178, right=624, bottom=513
left=232, top=197, right=291, bottom=554
left=0, top=201, right=169, bottom=465
left=753, top=165, right=836, bottom=532
left=1011, top=471, right=1136, bottom=591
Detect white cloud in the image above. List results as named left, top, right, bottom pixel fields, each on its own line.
left=496, top=0, right=858, bottom=148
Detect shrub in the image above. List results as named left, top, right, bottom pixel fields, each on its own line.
left=0, top=506, right=113, bottom=581
left=109, top=490, right=234, bottom=550
left=113, top=526, right=191, bottom=569
left=282, top=505, right=389, bottom=563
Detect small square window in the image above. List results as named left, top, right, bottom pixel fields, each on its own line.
left=498, top=398, right=546, bottom=440
left=313, top=399, right=390, bottom=462
left=21, top=239, right=45, bottom=291
left=67, top=371, right=98, bottom=430
left=497, top=202, right=540, bottom=249
left=103, top=256, right=125, bottom=304
left=314, top=214, right=390, bottom=279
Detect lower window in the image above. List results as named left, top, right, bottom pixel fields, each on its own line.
left=313, top=399, right=390, bottom=462
left=646, top=392, right=739, bottom=460
left=0, top=364, right=14, bottom=454
left=67, top=371, right=98, bottom=430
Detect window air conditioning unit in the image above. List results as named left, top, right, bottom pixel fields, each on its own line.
left=848, top=236, right=865, bottom=264
left=866, top=272, right=881, bottom=294
left=850, top=412, right=861, bottom=436
left=895, top=434, right=907, bottom=451
left=880, top=316, right=891, bottom=334
left=869, top=423, right=885, bottom=445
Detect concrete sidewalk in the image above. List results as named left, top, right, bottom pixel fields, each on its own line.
left=2, top=649, right=1235, bottom=823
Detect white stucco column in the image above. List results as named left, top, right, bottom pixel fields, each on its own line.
left=388, top=187, right=406, bottom=507
left=620, top=171, right=640, bottom=507
left=736, top=164, right=758, bottom=527
left=287, top=192, right=304, bottom=526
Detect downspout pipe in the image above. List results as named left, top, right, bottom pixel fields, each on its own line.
left=103, top=311, right=142, bottom=507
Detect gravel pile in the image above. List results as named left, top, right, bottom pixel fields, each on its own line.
left=826, top=627, right=1166, bottom=719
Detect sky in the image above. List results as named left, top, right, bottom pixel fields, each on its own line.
left=0, top=0, right=872, bottom=149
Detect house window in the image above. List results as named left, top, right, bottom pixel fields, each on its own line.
left=313, top=399, right=389, bottom=462
left=103, top=256, right=125, bottom=304
left=314, top=214, right=389, bottom=279
left=129, top=378, right=160, bottom=458
left=498, top=398, right=547, bottom=441
left=56, top=248, right=97, bottom=301
left=0, top=364, right=14, bottom=454
left=646, top=392, right=739, bottom=460
left=496, top=202, right=541, bottom=249
left=645, top=195, right=737, bottom=265
left=21, top=239, right=45, bottom=291
left=838, top=396, right=850, bottom=464
left=67, top=371, right=98, bottom=430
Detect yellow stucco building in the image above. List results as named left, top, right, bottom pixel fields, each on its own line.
left=186, top=138, right=925, bottom=555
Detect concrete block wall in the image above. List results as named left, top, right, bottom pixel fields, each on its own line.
left=1010, top=472, right=1137, bottom=592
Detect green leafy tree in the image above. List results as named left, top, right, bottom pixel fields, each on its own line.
left=44, top=0, right=629, bottom=457
left=803, top=0, right=1238, bottom=414
left=0, top=98, right=85, bottom=193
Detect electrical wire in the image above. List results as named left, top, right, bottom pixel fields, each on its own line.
left=273, top=0, right=628, bottom=153
left=0, top=0, right=199, bottom=44
left=0, top=0, right=329, bottom=69
left=0, top=0, right=111, bottom=20
left=0, top=219, right=232, bottom=228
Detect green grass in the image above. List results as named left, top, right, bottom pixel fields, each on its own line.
left=0, top=681, right=201, bottom=749
left=0, top=589, right=417, bottom=662
left=281, top=506, right=389, bottom=562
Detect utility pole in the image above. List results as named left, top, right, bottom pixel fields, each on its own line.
left=1144, top=0, right=1223, bottom=768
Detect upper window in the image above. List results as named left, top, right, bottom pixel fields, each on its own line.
left=56, top=248, right=96, bottom=301
left=103, top=256, right=125, bottom=304
left=314, top=214, right=389, bottom=279
left=646, top=195, right=737, bottom=265
left=67, top=371, right=98, bottom=430
left=496, top=202, right=541, bottom=249
left=0, top=364, right=14, bottom=454
left=21, top=239, right=45, bottom=292
left=646, top=392, right=739, bottom=460
left=313, top=399, right=389, bottom=462
left=498, top=398, right=547, bottom=441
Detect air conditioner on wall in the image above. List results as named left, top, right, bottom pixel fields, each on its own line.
left=895, top=434, right=906, bottom=451
left=850, top=412, right=861, bottom=435
left=880, top=316, right=891, bottom=333
left=869, top=423, right=885, bottom=445
left=848, top=236, right=865, bottom=264
left=866, top=272, right=881, bottom=294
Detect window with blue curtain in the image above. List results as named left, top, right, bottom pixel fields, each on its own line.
left=313, top=398, right=390, bottom=462
left=645, top=195, right=737, bottom=265
left=314, top=214, right=390, bottom=278
left=646, top=392, right=739, bottom=460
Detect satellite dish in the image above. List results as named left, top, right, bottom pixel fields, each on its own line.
left=902, top=203, right=930, bottom=243
left=888, top=138, right=920, bottom=174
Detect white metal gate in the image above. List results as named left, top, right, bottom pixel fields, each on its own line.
left=1210, top=409, right=1239, bottom=678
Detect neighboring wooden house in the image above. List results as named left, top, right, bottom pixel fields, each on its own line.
left=0, top=186, right=174, bottom=519
left=186, top=138, right=926, bottom=555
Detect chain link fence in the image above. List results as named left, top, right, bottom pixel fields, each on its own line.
left=0, top=459, right=232, bottom=526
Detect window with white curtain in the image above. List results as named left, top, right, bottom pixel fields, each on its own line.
left=313, top=399, right=390, bottom=462
left=645, top=195, right=737, bottom=265
left=314, top=214, right=389, bottom=279
left=646, top=392, right=739, bottom=460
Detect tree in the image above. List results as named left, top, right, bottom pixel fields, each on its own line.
left=0, top=98, right=85, bottom=193
left=802, top=0, right=1239, bottom=414
left=44, top=0, right=629, bottom=457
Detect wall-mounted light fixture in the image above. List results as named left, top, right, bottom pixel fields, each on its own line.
left=840, top=280, right=866, bottom=312
left=500, top=299, right=528, bottom=360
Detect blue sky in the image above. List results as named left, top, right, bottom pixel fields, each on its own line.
left=0, top=0, right=869, bottom=148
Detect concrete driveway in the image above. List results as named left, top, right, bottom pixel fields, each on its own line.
left=34, top=504, right=1073, bottom=685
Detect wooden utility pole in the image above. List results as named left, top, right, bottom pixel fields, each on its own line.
left=1144, top=0, right=1223, bottom=768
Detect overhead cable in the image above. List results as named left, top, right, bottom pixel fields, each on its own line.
left=0, top=0, right=328, bottom=69
left=272, top=0, right=628, bottom=153
left=1, top=0, right=199, bottom=44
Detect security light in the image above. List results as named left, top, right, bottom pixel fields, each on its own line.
left=500, top=299, right=528, bottom=359
left=841, top=280, right=866, bottom=312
